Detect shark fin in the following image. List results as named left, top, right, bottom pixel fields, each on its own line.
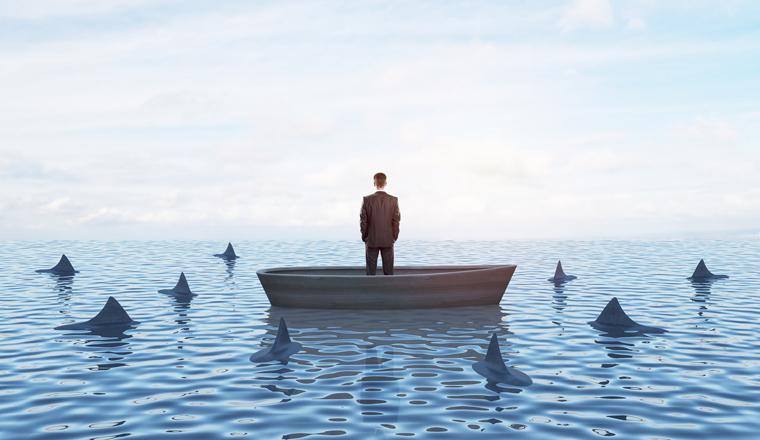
left=472, top=332, right=532, bottom=387
left=594, top=297, right=639, bottom=327
left=173, top=272, right=192, bottom=294
left=249, top=317, right=301, bottom=364
left=483, top=332, right=507, bottom=367
left=554, top=261, right=567, bottom=279
left=88, top=296, right=135, bottom=325
left=37, top=254, right=78, bottom=273
left=223, top=242, right=237, bottom=257
left=691, top=259, right=714, bottom=278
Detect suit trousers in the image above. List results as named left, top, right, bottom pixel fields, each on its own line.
left=365, top=243, right=394, bottom=275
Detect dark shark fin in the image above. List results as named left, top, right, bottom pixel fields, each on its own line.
left=272, top=317, right=292, bottom=350
left=173, top=272, right=192, bottom=294
left=554, top=261, right=567, bottom=279
left=473, top=333, right=533, bottom=387
left=483, top=332, right=507, bottom=368
left=88, top=296, right=134, bottom=325
left=548, top=260, right=575, bottom=282
left=55, top=296, right=138, bottom=330
left=594, top=297, right=639, bottom=327
left=37, top=254, right=78, bottom=274
left=691, top=259, right=714, bottom=278
left=249, top=317, right=301, bottom=364
left=223, top=242, right=237, bottom=257
left=52, top=254, right=75, bottom=272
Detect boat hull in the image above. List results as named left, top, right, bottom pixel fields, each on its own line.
left=256, top=265, right=516, bottom=310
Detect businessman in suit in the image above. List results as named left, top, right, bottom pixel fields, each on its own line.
left=360, top=172, right=401, bottom=275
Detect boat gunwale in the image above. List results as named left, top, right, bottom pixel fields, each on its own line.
left=256, top=264, right=516, bottom=279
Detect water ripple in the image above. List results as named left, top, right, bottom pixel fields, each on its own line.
left=0, top=240, right=758, bottom=438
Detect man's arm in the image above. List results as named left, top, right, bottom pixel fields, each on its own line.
left=392, top=198, right=400, bottom=242
left=359, top=198, right=369, bottom=242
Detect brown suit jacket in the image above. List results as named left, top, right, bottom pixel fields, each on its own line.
left=360, top=191, right=400, bottom=247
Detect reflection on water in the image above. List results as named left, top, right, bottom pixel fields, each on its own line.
left=484, top=381, right=524, bottom=394
left=55, top=328, right=134, bottom=371
left=49, top=273, right=75, bottom=293
left=594, top=339, right=640, bottom=359
left=168, top=293, right=193, bottom=315
left=49, top=274, right=75, bottom=308
left=591, top=327, right=659, bottom=339
left=161, top=284, right=194, bottom=328
left=257, top=305, right=525, bottom=435
left=361, top=346, right=400, bottom=424
left=263, top=305, right=511, bottom=360
left=253, top=305, right=522, bottom=436
left=690, top=280, right=714, bottom=321
left=551, top=283, right=568, bottom=313
left=223, top=258, right=236, bottom=287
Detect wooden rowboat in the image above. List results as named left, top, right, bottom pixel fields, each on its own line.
left=256, top=265, right=516, bottom=310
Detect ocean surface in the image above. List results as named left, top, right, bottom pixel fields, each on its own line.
left=1, top=240, right=758, bottom=439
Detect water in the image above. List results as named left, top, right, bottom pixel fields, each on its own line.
left=1, top=240, right=759, bottom=439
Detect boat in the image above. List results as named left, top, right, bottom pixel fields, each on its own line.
left=256, top=265, right=517, bottom=310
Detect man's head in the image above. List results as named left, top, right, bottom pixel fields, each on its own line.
left=373, top=172, right=387, bottom=190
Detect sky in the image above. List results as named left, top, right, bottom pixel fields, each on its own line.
left=1, top=0, right=759, bottom=241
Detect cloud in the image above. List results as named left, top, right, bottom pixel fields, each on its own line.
left=702, top=161, right=756, bottom=181
left=558, top=0, right=614, bottom=32
left=668, top=117, right=740, bottom=144
left=567, top=148, right=646, bottom=173
left=739, top=111, right=760, bottom=122
left=74, top=207, right=134, bottom=225
left=722, top=188, right=760, bottom=215
left=563, top=131, right=629, bottom=147
left=208, top=138, right=282, bottom=165
left=625, top=17, right=647, bottom=31
left=0, top=0, right=178, bottom=18
left=0, top=150, right=46, bottom=179
left=139, top=90, right=227, bottom=124
left=557, top=132, right=652, bottom=173
left=251, top=110, right=336, bottom=144
left=39, top=197, right=76, bottom=215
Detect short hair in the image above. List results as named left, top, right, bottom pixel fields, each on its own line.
left=373, top=172, right=387, bottom=188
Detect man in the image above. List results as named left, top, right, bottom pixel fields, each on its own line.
left=360, top=172, right=401, bottom=275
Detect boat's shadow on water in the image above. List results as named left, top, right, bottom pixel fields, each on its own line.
left=263, top=305, right=512, bottom=359
left=254, top=305, right=524, bottom=435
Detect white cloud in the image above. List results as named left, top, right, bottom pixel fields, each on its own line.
left=74, top=207, right=133, bottom=225
left=739, top=111, right=760, bottom=121
left=405, top=139, right=551, bottom=184
left=139, top=90, right=230, bottom=124
left=250, top=109, right=337, bottom=144
left=722, top=188, right=760, bottom=214
left=0, top=150, right=46, bottom=179
left=558, top=0, right=614, bottom=32
left=668, top=117, right=741, bottom=144
left=208, top=138, right=282, bottom=166
left=563, top=131, right=629, bottom=147
left=626, top=17, right=647, bottom=31
left=567, top=148, right=645, bottom=173
left=0, top=0, right=178, bottom=18
left=39, top=197, right=73, bottom=215
left=702, top=161, right=756, bottom=181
